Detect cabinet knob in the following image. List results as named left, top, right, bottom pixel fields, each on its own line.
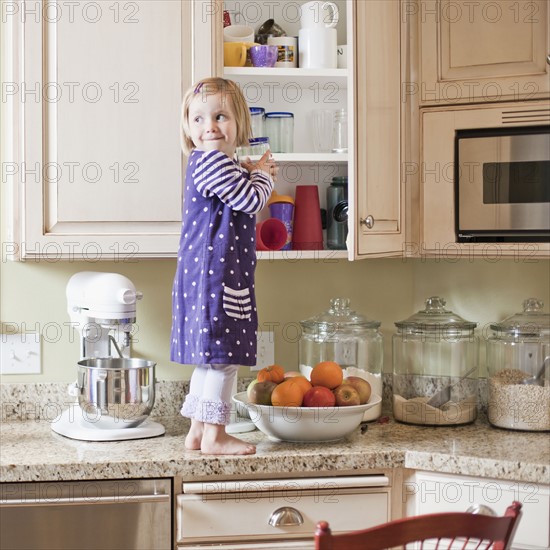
left=547, top=54, right=550, bottom=65
left=360, top=215, right=375, bottom=229
left=466, top=504, right=497, bottom=516
left=268, top=506, right=304, bottom=527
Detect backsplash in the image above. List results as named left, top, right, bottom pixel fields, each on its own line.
left=0, top=375, right=488, bottom=422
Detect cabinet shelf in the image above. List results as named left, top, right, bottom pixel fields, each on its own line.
left=224, top=67, right=348, bottom=85
left=257, top=249, right=348, bottom=261
left=248, top=153, right=348, bottom=163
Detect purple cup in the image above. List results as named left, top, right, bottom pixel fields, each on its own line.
left=250, top=45, right=278, bottom=68
left=269, top=202, right=294, bottom=250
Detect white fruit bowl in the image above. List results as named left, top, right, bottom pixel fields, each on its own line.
left=232, top=392, right=382, bottom=442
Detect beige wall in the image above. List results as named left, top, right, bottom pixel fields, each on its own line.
left=1, top=256, right=548, bottom=383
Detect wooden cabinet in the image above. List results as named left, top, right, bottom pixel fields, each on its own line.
left=176, top=475, right=391, bottom=548
left=3, top=1, right=192, bottom=260
left=354, top=0, right=406, bottom=257
left=419, top=100, right=550, bottom=257
left=404, top=471, right=550, bottom=549
left=4, top=0, right=405, bottom=260
left=416, top=0, right=550, bottom=105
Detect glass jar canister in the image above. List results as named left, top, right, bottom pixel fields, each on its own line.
left=392, top=296, right=478, bottom=426
left=486, top=298, right=550, bottom=431
left=299, top=297, right=383, bottom=420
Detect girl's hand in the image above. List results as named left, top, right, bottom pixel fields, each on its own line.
left=241, top=150, right=278, bottom=182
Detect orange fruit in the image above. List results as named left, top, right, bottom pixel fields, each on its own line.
left=271, top=379, right=305, bottom=407
left=257, top=364, right=285, bottom=384
left=310, top=361, right=343, bottom=390
left=291, top=375, right=313, bottom=395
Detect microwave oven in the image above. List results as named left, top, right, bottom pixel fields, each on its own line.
left=455, top=125, right=550, bottom=242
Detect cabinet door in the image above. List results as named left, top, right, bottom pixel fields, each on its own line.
left=354, top=0, right=406, bottom=257
left=4, top=2, right=192, bottom=260
left=418, top=0, right=550, bottom=105
left=405, top=471, right=550, bottom=549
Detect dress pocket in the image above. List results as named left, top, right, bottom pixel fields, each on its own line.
left=222, top=286, right=252, bottom=320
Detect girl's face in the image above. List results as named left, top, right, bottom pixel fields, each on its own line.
left=188, top=92, right=238, bottom=157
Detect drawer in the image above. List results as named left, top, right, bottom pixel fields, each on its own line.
left=177, top=476, right=390, bottom=545
left=406, top=472, right=550, bottom=550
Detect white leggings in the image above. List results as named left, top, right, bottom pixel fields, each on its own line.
left=180, top=364, right=239, bottom=425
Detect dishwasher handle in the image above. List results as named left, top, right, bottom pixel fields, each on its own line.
left=1, top=493, right=170, bottom=508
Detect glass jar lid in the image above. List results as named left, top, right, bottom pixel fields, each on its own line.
left=490, top=298, right=550, bottom=337
left=300, top=297, right=381, bottom=334
left=395, top=296, right=477, bottom=333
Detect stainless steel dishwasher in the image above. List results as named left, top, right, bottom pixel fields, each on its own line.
left=0, top=478, right=172, bottom=550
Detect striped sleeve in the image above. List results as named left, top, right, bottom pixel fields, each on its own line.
left=192, top=150, right=273, bottom=214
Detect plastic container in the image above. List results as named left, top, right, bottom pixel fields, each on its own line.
left=265, top=112, right=294, bottom=153
left=249, top=107, right=265, bottom=138
left=486, top=298, right=550, bottom=431
left=392, top=296, right=478, bottom=426
left=299, top=297, right=383, bottom=421
left=327, top=176, right=348, bottom=249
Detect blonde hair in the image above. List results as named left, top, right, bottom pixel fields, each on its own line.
left=180, top=77, right=252, bottom=155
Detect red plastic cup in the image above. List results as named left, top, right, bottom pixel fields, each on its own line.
left=256, top=218, right=288, bottom=251
left=292, top=185, right=323, bottom=250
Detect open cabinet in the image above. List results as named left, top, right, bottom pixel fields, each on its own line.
left=195, top=0, right=406, bottom=260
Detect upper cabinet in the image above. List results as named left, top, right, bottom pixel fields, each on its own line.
left=355, top=0, right=406, bottom=257
left=3, top=1, right=191, bottom=260
left=4, top=0, right=406, bottom=260
left=416, top=0, right=550, bottom=105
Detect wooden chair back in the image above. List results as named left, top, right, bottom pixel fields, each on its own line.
left=314, top=501, right=522, bottom=550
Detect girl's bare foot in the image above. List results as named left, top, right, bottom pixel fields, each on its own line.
left=201, top=423, right=256, bottom=455
left=185, top=419, right=204, bottom=450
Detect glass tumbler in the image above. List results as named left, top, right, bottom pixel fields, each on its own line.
left=311, top=109, right=334, bottom=153
left=249, top=107, right=265, bottom=138
left=265, top=112, right=294, bottom=153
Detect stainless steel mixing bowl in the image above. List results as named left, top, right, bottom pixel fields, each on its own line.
left=76, top=358, right=156, bottom=429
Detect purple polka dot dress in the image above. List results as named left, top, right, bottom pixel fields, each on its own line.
left=171, top=149, right=273, bottom=366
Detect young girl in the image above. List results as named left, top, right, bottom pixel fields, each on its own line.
left=171, top=77, right=275, bottom=455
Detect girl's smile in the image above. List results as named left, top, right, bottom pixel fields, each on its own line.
left=188, top=92, right=238, bottom=157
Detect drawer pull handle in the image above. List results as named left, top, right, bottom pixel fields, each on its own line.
left=466, top=504, right=497, bottom=516
left=268, top=506, right=304, bottom=527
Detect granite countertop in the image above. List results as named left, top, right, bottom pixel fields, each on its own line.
left=1, top=414, right=548, bottom=485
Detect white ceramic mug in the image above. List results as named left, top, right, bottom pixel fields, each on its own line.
left=223, top=24, right=254, bottom=43
left=267, top=36, right=298, bottom=68
left=300, top=1, right=339, bottom=29
left=298, top=28, right=337, bottom=69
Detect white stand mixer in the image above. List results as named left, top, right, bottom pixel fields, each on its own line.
left=51, top=272, right=165, bottom=441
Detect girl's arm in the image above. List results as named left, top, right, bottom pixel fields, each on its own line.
left=193, top=150, right=274, bottom=214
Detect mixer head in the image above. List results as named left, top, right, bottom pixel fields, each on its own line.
left=66, top=272, right=143, bottom=359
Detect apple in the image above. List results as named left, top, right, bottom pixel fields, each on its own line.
left=249, top=380, right=278, bottom=406
left=345, top=376, right=372, bottom=404
left=333, top=384, right=361, bottom=406
left=303, top=386, right=336, bottom=407
left=246, top=378, right=258, bottom=400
